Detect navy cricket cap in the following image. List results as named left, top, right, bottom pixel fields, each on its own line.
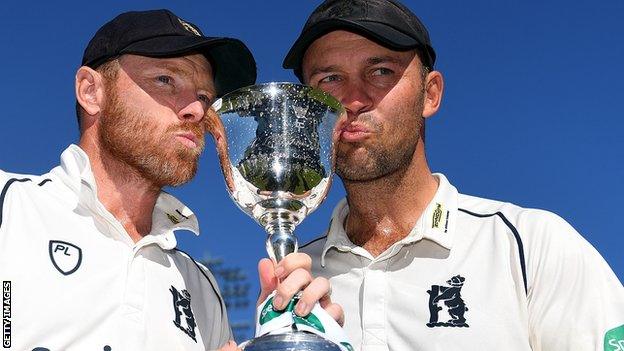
left=82, top=9, right=257, bottom=97
left=283, top=0, right=436, bottom=81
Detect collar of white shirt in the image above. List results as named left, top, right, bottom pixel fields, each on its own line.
left=49, top=144, right=200, bottom=250
left=319, top=173, right=458, bottom=266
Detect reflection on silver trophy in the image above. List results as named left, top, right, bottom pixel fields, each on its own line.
left=210, top=82, right=343, bottom=262
left=210, top=83, right=347, bottom=350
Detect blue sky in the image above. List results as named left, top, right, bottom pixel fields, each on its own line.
left=1, top=0, right=622, bottom=337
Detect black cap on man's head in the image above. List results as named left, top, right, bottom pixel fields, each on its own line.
left=283, top=0, right=436, bottom=81
left=82, top=9, right=256, bottom=97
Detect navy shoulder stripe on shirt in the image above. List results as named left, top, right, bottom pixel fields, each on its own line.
left=174, top=248, right=226, bottom=316
left=0, top=178, right=33, bottom=229
left=301, top=218, right=333, bottom=249
left=300, top=235, right=328, bottom=249
left=0, top=177, right=53, bottom=230
left=458, top=208, right=528, bottom=294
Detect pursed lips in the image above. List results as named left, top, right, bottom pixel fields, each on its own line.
left=175, top=131, right=200, bottom=148
left=340, top=123, right=372, bottom=142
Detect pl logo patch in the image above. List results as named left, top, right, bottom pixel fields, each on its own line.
left=49, top=240, right=82, bottom=276
left=426, top=275, right=469, bottom=328
left=170, top=286, right=198, bottom=342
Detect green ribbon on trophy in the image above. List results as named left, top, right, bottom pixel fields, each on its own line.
left=249, top=292, right=354, bottom=351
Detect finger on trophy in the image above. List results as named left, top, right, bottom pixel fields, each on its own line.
left=257, top=253, right=313, bottom=304
left=273, top=252, right=312, bottom=279
left=294, top=276, right=330, bottom=316
left=256, top=258, right=278, bottom=306
left=320, top=300, right=345, bottom=327
left=273, top=268, right=312, bottom=310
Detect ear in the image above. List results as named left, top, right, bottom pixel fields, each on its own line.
left=422, top=70, right=444, bottom=119
left=75, top=66, right=106, bottom=117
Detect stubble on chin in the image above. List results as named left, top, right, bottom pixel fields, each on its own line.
left=335, top=142, right=416, bottom=182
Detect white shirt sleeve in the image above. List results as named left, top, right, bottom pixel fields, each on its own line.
left=519, top=209, right=624, bottom=350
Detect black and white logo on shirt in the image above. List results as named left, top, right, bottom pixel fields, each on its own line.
left=170, top=285, right=197, bottom=342
left=426, top=275, right=469, bottom=328
left=48, top=240, right=82, bottom=276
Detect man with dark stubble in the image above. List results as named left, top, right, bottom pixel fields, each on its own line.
left=283, top=0, right=624, bottom=350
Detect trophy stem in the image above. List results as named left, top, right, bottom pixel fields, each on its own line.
left=263, top=211, right=298, bottom=262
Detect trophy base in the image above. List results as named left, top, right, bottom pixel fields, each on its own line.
left=242, top=331, right=342, bottom=350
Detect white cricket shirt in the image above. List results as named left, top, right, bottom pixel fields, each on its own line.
left=0, top=145, right=231, bottom=350
left=301, top=174, right=624, bottom=351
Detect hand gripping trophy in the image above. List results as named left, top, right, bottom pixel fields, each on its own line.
left=210, top=83, right=352, bottom=350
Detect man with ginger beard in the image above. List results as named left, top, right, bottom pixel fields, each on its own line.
left=96, top=56, right=207, bottom=188
left=0, top=9, right=341, bottom=351
left=283, top=0, right=624, bottom=350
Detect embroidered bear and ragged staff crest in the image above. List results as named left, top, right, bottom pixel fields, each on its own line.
left=426, top=275, right=469, bottom=328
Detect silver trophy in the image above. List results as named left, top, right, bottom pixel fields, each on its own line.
left=210, top=83, right=346, bottom=350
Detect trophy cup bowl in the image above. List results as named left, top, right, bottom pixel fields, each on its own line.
left=210, top=82, right=344, bottom=262
left=210, top=83, right=346, bottom=350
